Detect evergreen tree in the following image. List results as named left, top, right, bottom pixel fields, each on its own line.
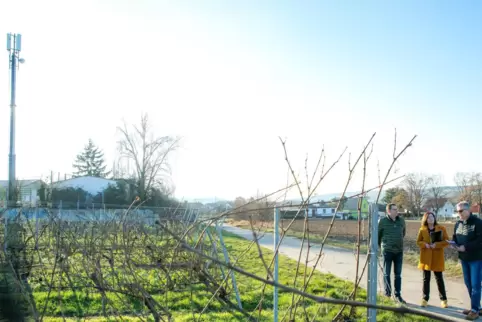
left=73, top=139, right=110, bottom=178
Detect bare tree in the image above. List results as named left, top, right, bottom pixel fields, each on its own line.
left=425, top=174, right=448, bottom=215
left=117, top=113, right=180, bottom=202
left=230, top=195, right=274, bottom=221
left=158, top=178, right=176, bottom=197
left=234, top=196, right=247, bottom=208
left=454, top=172, right=474, bottom=202
left=403, top=173, right=430, bottom=217
left=470, top=172, right=482, bottom=213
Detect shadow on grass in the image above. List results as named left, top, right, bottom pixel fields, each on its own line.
left=219, top=229, right=435, bottom=321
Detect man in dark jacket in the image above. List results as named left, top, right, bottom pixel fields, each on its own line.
left=453, top=201, right=482, bottom=320
left=378, top=203, right=406, bottom=304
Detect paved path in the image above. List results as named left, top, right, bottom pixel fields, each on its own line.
left=223, top=225, right=473, bottom=321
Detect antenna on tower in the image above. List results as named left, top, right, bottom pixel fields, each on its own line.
left=15, top=34, right=21, bottom=51
left=6, top=34, right=11, bottom=51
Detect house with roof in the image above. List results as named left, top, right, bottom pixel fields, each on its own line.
left=50, top=176, right=122, bottom=208
left=342, top=197, right=370, bottom=219
left=308, top=205, right=337, bottom=218
left=51, top=176, right=118, bottom=195
left=0, top=179, right=46, bottom=207
left=438, top=201, right=456, bottom=218
left=423, top=198, right=455, bottom=218
left=278, top=205, right=313, bottom=219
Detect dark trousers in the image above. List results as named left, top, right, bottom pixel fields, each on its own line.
left=383, top=251, right=403, bottom=297
left=422, top=270, right=447, bottom=301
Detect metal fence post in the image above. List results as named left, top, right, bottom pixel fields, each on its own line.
left=181, top=208, right=189, bottom=224
left=4, top=217, right=8, bottom=252
left=191, top=211, right=201, bottom=243
left=205, top=228, right=226, bottom=280
left=216, top=222, right=242, bottom=309
left=367, top=203, right=379, bottom=322
left=273, top=207, right=280, bottom=322
left=35, top=207, right=39, bottom=249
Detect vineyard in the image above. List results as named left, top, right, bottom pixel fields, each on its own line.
left=0, top=205, right=460, bottom=322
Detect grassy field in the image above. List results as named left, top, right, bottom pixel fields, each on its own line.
left=228, top=218, right=463, bottom=278
left=1, top=218, right=435, bottom=322
left=40, top=232, right=432, bottom=321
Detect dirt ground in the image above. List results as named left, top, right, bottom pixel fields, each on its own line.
left=232, top=218, right=455, bottom=238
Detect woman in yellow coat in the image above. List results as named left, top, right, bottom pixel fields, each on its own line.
left=416, top=211, right=449, bottom=308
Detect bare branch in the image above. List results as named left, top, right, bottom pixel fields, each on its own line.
left=162, top=224, right=456, bottom=322
left=117, top=113, right=180, bottom=203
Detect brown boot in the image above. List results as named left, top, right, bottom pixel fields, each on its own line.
left=465, top=311, right=479, bottom=320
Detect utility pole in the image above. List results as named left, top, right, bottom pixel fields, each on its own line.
left=6, top=33, right=25, bottom=207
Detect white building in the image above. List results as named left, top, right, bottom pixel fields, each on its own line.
left=437, top=201, right=456, bottom=218
left=310, top=206, right=336, bottom=217
left=424, top=198, right=456, bottom=219
left=0, top=179, right=46, bottom=207
left=51, top=176, right=118, bottom=195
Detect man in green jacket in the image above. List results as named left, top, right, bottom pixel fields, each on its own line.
left=378, top=203, right=406, bottom=304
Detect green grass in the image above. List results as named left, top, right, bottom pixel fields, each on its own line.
left=1, top=221, right=434, bottom=321
left=187, top=232, right=430, bottom=321
left=38, top=232, right=432, bottom=321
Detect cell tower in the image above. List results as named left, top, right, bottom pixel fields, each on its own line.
left=6, top=33, right=25, bottom=207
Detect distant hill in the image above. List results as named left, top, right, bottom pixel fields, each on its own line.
left=182, top=197, right=228, bottom=204
left=182, top=191, right=382, bottom=205
left=184, top=186, right=461, bottom=205
left=290, top=186, right=461, bottom=205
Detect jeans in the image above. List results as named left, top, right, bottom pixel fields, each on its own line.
left=422, top=270, right=447, bottom=301
left=461, top=260, right=482, bottom=312
left=383, top=251, right=403, bottom=297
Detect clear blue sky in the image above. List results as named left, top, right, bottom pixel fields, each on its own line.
left=0, top=0, right=481, bottom=201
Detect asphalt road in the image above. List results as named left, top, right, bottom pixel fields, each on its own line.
left=223, top=224, right=473, bottom=322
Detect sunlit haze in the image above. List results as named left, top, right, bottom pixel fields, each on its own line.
left=1, top=0, right=481, bottom=201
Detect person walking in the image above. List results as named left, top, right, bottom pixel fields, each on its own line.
left=416, top=211, right=449, bottom=308
left=378, top=203, right=406, bottom=304
left=452, top=201, right=482, bottom=321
